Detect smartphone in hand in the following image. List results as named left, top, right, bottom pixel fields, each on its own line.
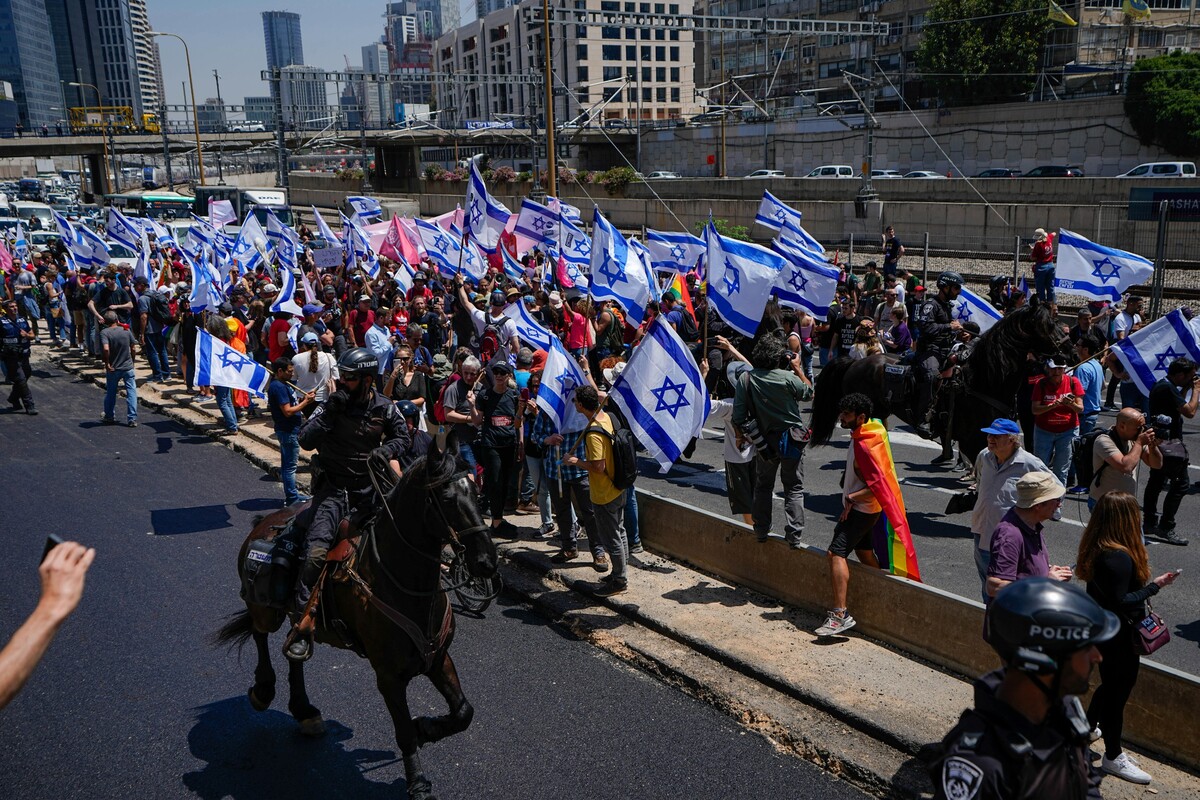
left=41, top=534, right=64, bottom=564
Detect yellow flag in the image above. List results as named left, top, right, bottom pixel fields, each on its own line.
left=1123, top=0, right=1151, bottom=21
left=1048, top=0, right=1077, bottom=26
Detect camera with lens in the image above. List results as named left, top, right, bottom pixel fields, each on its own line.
left=1150, top=414, right=1173, bottom=440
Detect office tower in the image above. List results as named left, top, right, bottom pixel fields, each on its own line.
left=263, top=10, right=304, bottom=70
left=0, top=0, right=66, bottom=129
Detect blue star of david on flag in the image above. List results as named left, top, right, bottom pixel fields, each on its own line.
left=723, top=259, right=741, bottom=295
left=955, top=302, right=973, bottom=322
left=1154, top=345, right=1187, bottom=371
left=533, top=216, right=548, bottom=231
left=774, top=208, right=788, bottom=223
left=469, top=199, right=483, bottom=227
left=1091, top=257, right=1122, bottom=284
left=650, top=375, right=692, bottom=418
left=598, top=252, right=628, bottom=284
left=219, top=348, right=257, bottom=372
left=575, top=239, right=591, bottom=257
left=556, top=372, right=578, bottom=396
left=670, top=244, right=687, bottom=261
left=786, top=269, right=808, bottom=294
left=433, top=234, right=449, bottom=253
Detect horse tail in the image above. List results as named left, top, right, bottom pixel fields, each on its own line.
left=810, top=358, right=853, bottom=446
left=212, top=609, right=255, bottom=652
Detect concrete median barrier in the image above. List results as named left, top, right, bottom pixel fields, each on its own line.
left=637, top=488, right=1200, bottom=771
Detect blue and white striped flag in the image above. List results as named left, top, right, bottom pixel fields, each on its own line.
left=52, top=209, right=74, bottom=242
left=556, top=217, right=591, bottom=288
left=393, top=262, right=416, bottom=296
left=311, top=206, right=340, bottom=245
left=68, top=219, right=111, bottom=270
left=456, top=228, right=488, bottom=283
left=466, top=161, right=512, bottom=253
left=772, top=236, right=839, bottom=317
left=951, top=285, right=1003, bottom=333
left=414, top=217, right=460, bottom=278
left=270, top=262, right=304, bottom=316
left=514, top=196, right=558, bottom=244
left=538, top=338, right=590, bottom=433
left=779, top=219, right=825, bottom=255
left=13, top=222, right=27, bottom=262
left=1112, top=309, right=1200, bottom=397
left=704, top=220, right=786, bottom=337
left=194, top=328, right=272, bottom=396
left=629, top=237, right=661, bottom=296
left=346, top=195, right=383, bottom=222
left=755, top=190, right=803, bottom=232
left=503, top=295, right=556, bottom=351
left=609, top=316, right=710, bottom=472
left=263, top=206, right=292, bottom=245
left=230, top=215, right=267, bottom=274
left=548, top=197, right=582, bottom=226
left=590, top=208, right=653, bottom=325
left=106, top=206, right=142, bottom=251
left=141, top=217, right=175, bottom=252
left=275, top=225, right=299, bottom=275
left=645, top=229, right=705, bottom=273
left=501, top=244, right=527, bottom=285
left=1054, top=229, right=1154, bottom=303
left=183, top=249, right=223, bottom=312
left=188, top=214, right=217, bottom=246
left=133, top=224, right=153, bottom=284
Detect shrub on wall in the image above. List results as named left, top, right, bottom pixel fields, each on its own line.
left=598, top=166, right=639, bottom=194
left=693, top=218, right=750, bottom=242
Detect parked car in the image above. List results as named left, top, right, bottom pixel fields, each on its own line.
left=603, top=118, right=632, bottom=130
left=1023, top=165, right=1085, bottom=177
left=804, top=165, right=855, bottom=178
left=29, top=231, right=62, bottom=248
left=976, top=168, right=1022, bottom=178
left=871, top=169, right=903, bottom=179
left=646, top=171, right=681, bottom=179
left=1117, top=161, right=1197, bottom=178
left=745, top=169, right=786, bottom=178
left=904, top=170, right=947, bottom=179
left=106, top=242, right=138, bottom=270
left=689, top=111, right=726, bottom=125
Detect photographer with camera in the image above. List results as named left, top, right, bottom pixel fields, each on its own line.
left=1142, top=358, right=1199, bottom=546
left=1088, top=409, right=1162, bottom=511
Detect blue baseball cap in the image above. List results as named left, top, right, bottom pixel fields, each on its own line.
left=301, top=303, right=324, bottom=315
left=981, top=418, right=1021, bottom=436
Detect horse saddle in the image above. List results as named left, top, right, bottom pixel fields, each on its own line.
left=882, top=363, right=914, bottom=414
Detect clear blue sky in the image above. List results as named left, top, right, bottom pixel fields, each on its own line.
left=151, top=1, right=387, bottom=110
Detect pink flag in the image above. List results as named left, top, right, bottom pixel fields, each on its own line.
left=0, top=241, right=12, bottom=273
left=379, top=215, right=419, bottom=265
left=555, top=250, right=574, bottom=289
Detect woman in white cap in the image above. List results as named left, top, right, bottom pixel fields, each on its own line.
left=291, top=331, right=338, bottom=415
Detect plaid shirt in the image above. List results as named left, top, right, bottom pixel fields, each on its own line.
left=531, top=411, right=588, bottom=483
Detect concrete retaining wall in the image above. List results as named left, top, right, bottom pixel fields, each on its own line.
left=636, top=489, right=1200, bottom=770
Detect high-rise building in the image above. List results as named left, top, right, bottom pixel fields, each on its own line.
left=44, top=0, right=151, bottom=119
left=243, top=95, right=275, bottom=126
left=128, top=0, right=162, bottom=112
left=262, top=10, right=304, bottom=70
left=0, top=0, right=66, bottom=129
left=278, top=65, right=328, bottom=129
left=361, top=41, right=392, bottom=126
left=196, top=97, right=226, bottom=132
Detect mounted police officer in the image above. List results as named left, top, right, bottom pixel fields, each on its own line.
left=930, top=578, right=1117, bottom=800
left=912, top=271, right=964, bottom=439
left=285, top=347, right=411, bottom=661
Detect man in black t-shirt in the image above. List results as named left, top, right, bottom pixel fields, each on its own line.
left=88, top=271, right=134, bottom=328
left=471, top=359, right=523, bottom=536
left=1144, top=358, right=1199, bottom=545
left=828, top=297, right=863, bottom=359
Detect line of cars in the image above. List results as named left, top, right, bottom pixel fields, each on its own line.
left=648, top=161, right=1198, bottom=179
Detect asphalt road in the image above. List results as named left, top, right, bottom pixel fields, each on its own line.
left=638, top=391, right=1200, bottom=676
left=0, top=365, right=866, bottom=800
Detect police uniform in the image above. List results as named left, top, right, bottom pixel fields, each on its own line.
left=931, top=670, right=1102, bottom=800
left=911, top=292, right=955, bottom=429
left=293, top=387, right=410, bottom=604
left=1, top=313, right=35, bottom=412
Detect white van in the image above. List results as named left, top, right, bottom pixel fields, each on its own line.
left=1117, top=162, right=1197, bottom=178
left=10, top=201, right=55, bottom=229
left=804, top=165, right=855, bottom=178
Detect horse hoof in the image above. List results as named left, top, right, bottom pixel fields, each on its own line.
left=298, top=715, right=326, bottom=737
left=247, top=686, right=272, bottom=712
left=407, top=779, right=435, bottom=800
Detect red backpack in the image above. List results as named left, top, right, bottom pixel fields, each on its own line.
left=433, top=373, right=459, bottom=425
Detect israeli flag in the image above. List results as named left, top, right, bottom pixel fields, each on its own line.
left=1054, top=229, right=1154, bottom=303
left=610, top=316, right=710, bottom=472
left=1112, top=309, right=1200, bottom=397
left=548, top=197, right=582, bottom=226
left=537, top=337, right=590, bottom=433
left=754, top=190, right=803, bottom=232
left=393, top=262, right=416, bottom=296
left=951, top=285, right=1003, bottom=333
left=188, top=214, right=217, bottom=245
left=514, top=196, right=558, bottom=244
left=195, top=328, right=272, bottom=396
left=772, top=237, right=839, bottom=317
left=466, top=161, right=512, bottom=253
left=230, top=215, right=268, bottom=274
left=503, top=297, right=556, bottom=351
left=346, top=195, right=383, bottom=221
left=311, top=206, right=340, bottom=245
left=270, top=262, right=304, bottom=316
left=629, top=236, right=662, bottom=295
left=590, top=208, right=652, bottom=325
left=13, top=222, right=28, bottom=262
left=413, top=218, right=461, bottom=278
left=645, top=229, right=705, bottom=273
left=705, top=220, right=786, bottom=337
left=142, top=217, right=175, bottom=252
left=70, top=220, right=111, bottom=269
left=106, top=207, right=142, bottom=251
left=208, top=198, right=237, bottom=228
left=556, top=217, right=592, bottom=287
left=275, top=225, right=299, bottom=274
left=501, top=244, right=528, bottom=285
left=457, top=228, right=488, bottom=283
left=779, top=219, right=825, bottom=255
left=263, top=206, right=292, bottom=245
left=133, top=224, right=153, bottom=284
left=183, top=249, right=223, bottom=312
left=52, top=209, right=74, bottom=243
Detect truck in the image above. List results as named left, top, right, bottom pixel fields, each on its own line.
left=193, top=186, right=292, bottom=226
left=68, top=106, right=160, bottom=134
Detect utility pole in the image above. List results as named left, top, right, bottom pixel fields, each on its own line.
left=270, top=68, right=289, bottom=190
left=541, top=0, right=556, bottom=198
left=719, top=35, right=727, bottom=179
left=854, top=6, right=879, bottom=218
left=213, top=69, right=226, bottom=184
left=160, top=103, right=173, bottom=189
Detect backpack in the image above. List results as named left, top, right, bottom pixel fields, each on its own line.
left=70, top=279, right=90, bottom=309
left=1071, top=428, right=1114, bottom=488
left=586, top=415, right=639, bottom=491
left=675, top=307, right=700, bottom=343
left=600, top=308, right=624, bottom=352
left=432, top=373, right=458, bottom=425
left=148, top=291, right=175, bottom=325
left=479, top=318, right=502, bottom=365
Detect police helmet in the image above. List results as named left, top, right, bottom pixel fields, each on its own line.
left=336, top=347, right=380, bottom=378
left=397, top=400, right=420, bottom=420
left=989, top=275, right=1009, bottom=290
left=936, top=271, right=965, bottom=290
left=986, top=578, right=1120, bottom=675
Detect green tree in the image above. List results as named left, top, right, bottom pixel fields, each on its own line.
left=915, top=0, right=1052, bottom=106
left=1126, top=52, right=1200, bottom=156
left=692, top=218, right=750, bottom=241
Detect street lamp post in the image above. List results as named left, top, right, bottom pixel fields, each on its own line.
left=150, top=31, right=206, bottom=185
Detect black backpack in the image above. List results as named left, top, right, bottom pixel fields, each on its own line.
left=148, top=291, right=174, bottom=325
left=675, top=307, right=700, bottom=343
left=586, top=415, right=639, bottom=491
left=1071, top=428, right=1114, bottom=488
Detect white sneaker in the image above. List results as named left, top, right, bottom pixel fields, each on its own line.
left=1089, top=724, right=1102, bottom=743
left=815, top=611, right=856, bottom=637
left=1102, top=753, right=1151, bottom=784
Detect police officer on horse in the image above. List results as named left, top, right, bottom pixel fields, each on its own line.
left=286, top=347, right=411, bottom=661
left=930, top=578, right=1117, bottom=799
left=912, top=271, right=964, bottom=439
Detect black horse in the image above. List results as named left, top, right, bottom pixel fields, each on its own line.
left=215, top=434, right=498, bottom=800
left=810, top=300, right=1072, bottom=464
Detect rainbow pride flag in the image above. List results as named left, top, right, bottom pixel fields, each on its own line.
left=666, top=273, right=696, bottom=318
left=851, top=419, right=922, bottom=582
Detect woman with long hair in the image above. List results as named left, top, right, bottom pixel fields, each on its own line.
left=290, top=333, right=337, bottom=417
left=1076, top=491, right=1179, bottom=785
left=383, top=344, right=428, bottom=417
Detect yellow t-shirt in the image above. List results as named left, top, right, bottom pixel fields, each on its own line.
left=584, top=411, right=622, bottom=506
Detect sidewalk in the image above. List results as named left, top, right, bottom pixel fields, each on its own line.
left=40, top=343, right=1200, bottom=799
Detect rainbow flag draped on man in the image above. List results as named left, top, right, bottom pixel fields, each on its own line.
left=851, top=419, right=922, bottom=581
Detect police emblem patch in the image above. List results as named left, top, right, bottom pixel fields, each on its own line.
left=942, top=756, right=984, bottom=800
